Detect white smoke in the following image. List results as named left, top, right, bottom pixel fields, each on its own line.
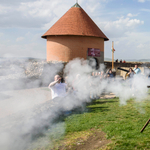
left=0, top=58, right=65, bottom=150
left=0, top=57, right=149, bottom=150
left=64, top=58, right=149, bottom=106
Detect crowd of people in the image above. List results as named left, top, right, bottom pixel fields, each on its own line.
left=48, top=68, right=116, bottom=101
left=115, top=59, right=126, bottom=63
left=48, top=64, right=143, bottom=101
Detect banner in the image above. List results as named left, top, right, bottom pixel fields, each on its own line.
left=88, top=48, right=100, bottom=57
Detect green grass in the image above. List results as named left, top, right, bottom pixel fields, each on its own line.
left=64, top=98, right=150, bottom=150
left=33, top=96, right=150, bottom=150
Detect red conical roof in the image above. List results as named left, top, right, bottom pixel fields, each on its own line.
left=42, top=3, right=109, bottom=41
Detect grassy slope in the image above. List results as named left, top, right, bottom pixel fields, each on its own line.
left=34, top=97, right=150, bottom=150
left=64, top=98, right=150, bottom=150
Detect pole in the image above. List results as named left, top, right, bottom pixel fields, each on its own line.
left=140, top=118, right=150, bottom=132
left=112, top=41, right=114, bottom=70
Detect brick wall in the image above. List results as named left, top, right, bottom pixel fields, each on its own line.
left=47, top=35, right=104, bottom=62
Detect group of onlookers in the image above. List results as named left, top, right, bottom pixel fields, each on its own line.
left=48, top=64, right=142, bottom=100
left=91, top=69, right=114, bottom=80
left=115, top=59, right=126, bottom=63
left=127, top=64, right=141, bottom=79
left=48, top=68, right=116, bottom=100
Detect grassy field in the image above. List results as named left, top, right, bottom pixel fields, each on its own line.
left=34, top=96, right=150, bottom=150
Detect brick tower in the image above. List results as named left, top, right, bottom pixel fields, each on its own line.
left=42, top=3, right=109, bottom=63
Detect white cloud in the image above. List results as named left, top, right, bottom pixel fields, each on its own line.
left=0, top=33, right=3, bottom=37
left=137, top=43, right=144, bottom=49
left=141, top=8, right=150, bottom=12
left=0, top=0, right=37, bottom=6
left=0, top=5, right=10, bottom=14
left=0, top=0, right=108, bottom=29
left=127, top=13, right=139, bottom=17
left=0, top=31, right=46, bottom=58
left=138, top=0, right=145, bottom=2
left=85, top=2, right=101, bottom=13
left=18, top=0, right=53, bottom=18
left=138, top=0, right=150, bottom=2
left=16, top=37, right=24, bottom=42
left=105, top=31, right=150, bottom=60
left=0, top=0, right=74, bottom=28
left=0, top=0, right=149, bottom=60
left=0, top=42, right=46, bottom=58
left=126, top=19, right=144, bottom=27
left=98, top=16, right=144, bottom=38
left=42, top=17, right=58, bottom=30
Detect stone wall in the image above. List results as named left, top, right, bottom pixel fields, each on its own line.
left=0, top=59, right=149, bottom=84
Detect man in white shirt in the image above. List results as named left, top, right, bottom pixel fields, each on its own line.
left=133, top=65, right=141, bottom=75
left=48, top=75, right=67, bottom=99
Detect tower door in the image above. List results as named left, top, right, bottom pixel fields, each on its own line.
left=87, top=48, right=100, bottom=70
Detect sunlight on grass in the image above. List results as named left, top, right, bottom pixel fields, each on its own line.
left=64, top=98, right=150, bottom=150
left=34, top=97, right=150, bottom=150
left=64, top=130, right=93, bottom=146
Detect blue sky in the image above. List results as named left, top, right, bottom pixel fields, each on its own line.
left=0, top=0, right=150, bottom=60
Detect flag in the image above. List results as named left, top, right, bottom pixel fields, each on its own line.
left=111, top=48, right=115, bottom=52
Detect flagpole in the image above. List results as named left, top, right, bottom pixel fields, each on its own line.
left=112, top=41, right=114, bottom=70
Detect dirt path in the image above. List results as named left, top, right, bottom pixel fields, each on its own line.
left=59, top=129, right=111, bottom=150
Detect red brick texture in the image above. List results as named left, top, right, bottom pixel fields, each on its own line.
left=47, top=35, right=104, bottom=62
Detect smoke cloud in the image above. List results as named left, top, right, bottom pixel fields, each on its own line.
left=0, top=57, right=149, bottom=150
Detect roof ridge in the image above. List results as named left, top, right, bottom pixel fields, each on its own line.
left=72, top=3, right=81, bottom=8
